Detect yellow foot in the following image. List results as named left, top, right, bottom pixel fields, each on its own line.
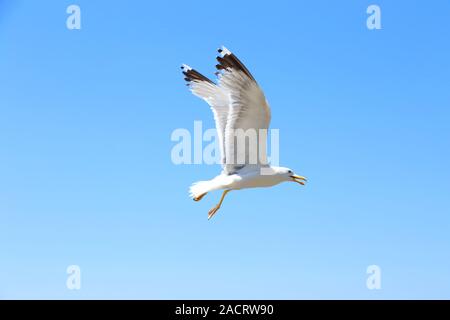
left=193, top=193, right=207, bottom=202
left=207, top=190, right=230, bottom=220
left=208, top=205, right=220, bottom=220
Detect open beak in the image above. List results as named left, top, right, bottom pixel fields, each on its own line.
left=291, top=175, right=307, bottom=186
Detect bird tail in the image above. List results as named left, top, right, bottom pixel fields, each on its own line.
left=189, top=180, right=214, bottom=200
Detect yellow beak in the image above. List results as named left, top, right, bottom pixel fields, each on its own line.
left=291, top=175, right=307, bottom=186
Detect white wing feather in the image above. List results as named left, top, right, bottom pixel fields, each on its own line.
left=182, top=47, right=271, bottom=175
left=216, top=47, right=271, bottom=174
left=182, top=64, right=229, bottom=164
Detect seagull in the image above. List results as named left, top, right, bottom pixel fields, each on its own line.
left=181, top=46, right=306, bottom=219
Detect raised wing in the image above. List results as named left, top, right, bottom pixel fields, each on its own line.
left=181, top=64, right=229, bottom=165
left=215, top=47, right=272, bottom=174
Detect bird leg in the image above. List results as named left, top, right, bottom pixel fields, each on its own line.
left=193, top=192, right=207, bottom=202
left=208, top=190, right=230, bottom=220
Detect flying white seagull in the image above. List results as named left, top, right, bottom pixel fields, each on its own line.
left=182, top=46, right=306, bottom=219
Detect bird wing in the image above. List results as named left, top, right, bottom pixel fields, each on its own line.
left=181, top=64, right=229, bottom=165
left=215, top=47, right=272, bottom=174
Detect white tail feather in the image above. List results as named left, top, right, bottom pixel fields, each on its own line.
left=189, top=181, right=213, bottom=199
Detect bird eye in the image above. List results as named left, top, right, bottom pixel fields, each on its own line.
left=288, top=170, right=292, bottom=174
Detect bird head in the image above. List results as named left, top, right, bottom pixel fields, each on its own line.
left=272, top=166, right=307, bottom=186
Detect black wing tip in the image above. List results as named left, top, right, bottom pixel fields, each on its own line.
left=215, top=47, right=255, bottom=81
left=218, top=46, right=231, bottom=55
left=181, top=64, right=214, bottom=84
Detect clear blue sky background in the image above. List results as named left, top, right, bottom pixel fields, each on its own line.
left=1, top=0, right=449, bottom=299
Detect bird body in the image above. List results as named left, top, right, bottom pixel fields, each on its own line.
left=182, top=46, right=306, bottom=219
left=190, top=166, right=296, bottom=197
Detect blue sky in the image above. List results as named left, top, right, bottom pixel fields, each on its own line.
left=0, top=0, right=449, bottom=299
